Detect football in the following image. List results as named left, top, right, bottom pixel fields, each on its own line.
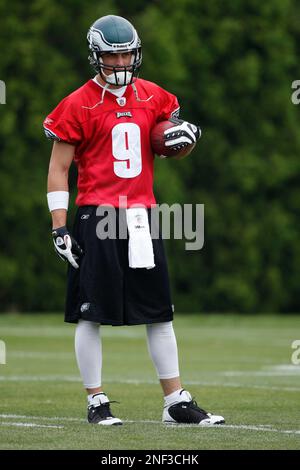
left=150, top=120, right=196, bottom=159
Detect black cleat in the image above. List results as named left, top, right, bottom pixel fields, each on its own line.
left=87, top=392, right=122, bottom=426
left=163, top=390, right=225, bottom=425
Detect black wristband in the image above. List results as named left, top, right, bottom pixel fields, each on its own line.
left=52, top=226, right=68, bottom=237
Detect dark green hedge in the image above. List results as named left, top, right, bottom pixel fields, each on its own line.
left=0, top=0, right=299, bottom=313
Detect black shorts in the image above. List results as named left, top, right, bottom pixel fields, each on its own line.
left=65, top=206, right=174, bottom=326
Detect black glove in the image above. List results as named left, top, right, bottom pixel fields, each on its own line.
left=164, top=117, right=201, bottom=151
left=52, top=226, right=83, bottom=269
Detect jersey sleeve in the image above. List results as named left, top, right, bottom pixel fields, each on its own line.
left=156, top=87, right=180, bottom=122
left=43, top=96, right=82, bottom=145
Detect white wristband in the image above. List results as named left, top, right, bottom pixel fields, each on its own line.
left=47, top=191, right=69, bottom=212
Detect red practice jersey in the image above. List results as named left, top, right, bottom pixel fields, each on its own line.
left=44, top=78, right=180, bottom=207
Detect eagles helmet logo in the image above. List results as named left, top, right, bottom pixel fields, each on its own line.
left=87, top=15, right=142, bottom=86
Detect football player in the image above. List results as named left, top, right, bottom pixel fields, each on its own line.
left=45, top=15, right=224, bottom=426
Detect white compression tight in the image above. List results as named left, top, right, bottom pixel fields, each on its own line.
left=74, top=320, right=180, bottom=388
left=145, top=322, right=180, bottom=379
left=75, top=320, right=102, bottom=389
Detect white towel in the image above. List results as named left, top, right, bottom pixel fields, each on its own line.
left=126, top=208, right=155, bottom=269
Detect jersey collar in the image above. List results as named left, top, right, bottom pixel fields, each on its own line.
left=92, top=76, right=127, bottom=98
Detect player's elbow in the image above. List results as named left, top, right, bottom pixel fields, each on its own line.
left=48, top=141, right=75, bottom=175
left=48, top=159, right=70, bottom=177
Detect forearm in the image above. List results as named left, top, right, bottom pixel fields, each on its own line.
left=50, top=209, right=67, bottom=230
left=47, top=166, right=69, bottom=229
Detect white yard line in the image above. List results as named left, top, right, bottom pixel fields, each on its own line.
left=221, top=364, right=300, bottom=377
left=0, top=414, right=85, bottom=422
left=0, top=414, right=299, bottom=436
left=0, top=375, right=299, bottom=392
left=0, top=421, right=63, bottom=429
left=222, top=371, right=300, bottom=377
left=5, top=350, right=274, bottom=365
left=216, top=424, right=300, bottom=435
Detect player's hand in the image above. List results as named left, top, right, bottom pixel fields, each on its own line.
left=52, top=226, right=83, bottom=269
left=164, top=118, right=201, bottom=151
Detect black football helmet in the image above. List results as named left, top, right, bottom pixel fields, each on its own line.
left=87, top=15, right=142, bottom=86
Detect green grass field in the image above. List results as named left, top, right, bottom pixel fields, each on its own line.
left=0, top=313, right=300, bottom=450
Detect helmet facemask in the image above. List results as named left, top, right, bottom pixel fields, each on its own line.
left=90, top=48, right=142, bottom=86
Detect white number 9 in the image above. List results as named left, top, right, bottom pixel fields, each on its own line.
left=112, top=123, right=142, bottom=178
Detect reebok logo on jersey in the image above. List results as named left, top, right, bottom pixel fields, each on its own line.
left=116, top=111, right=132, bottom=118
left=44, top=117, right=54, bottom=125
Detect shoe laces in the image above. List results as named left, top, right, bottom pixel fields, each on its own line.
left=89, top=400, right=120, bottom=419
left=180, top=398, right=209, bottom=415
left=89, top=399, right=120, bottom=410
